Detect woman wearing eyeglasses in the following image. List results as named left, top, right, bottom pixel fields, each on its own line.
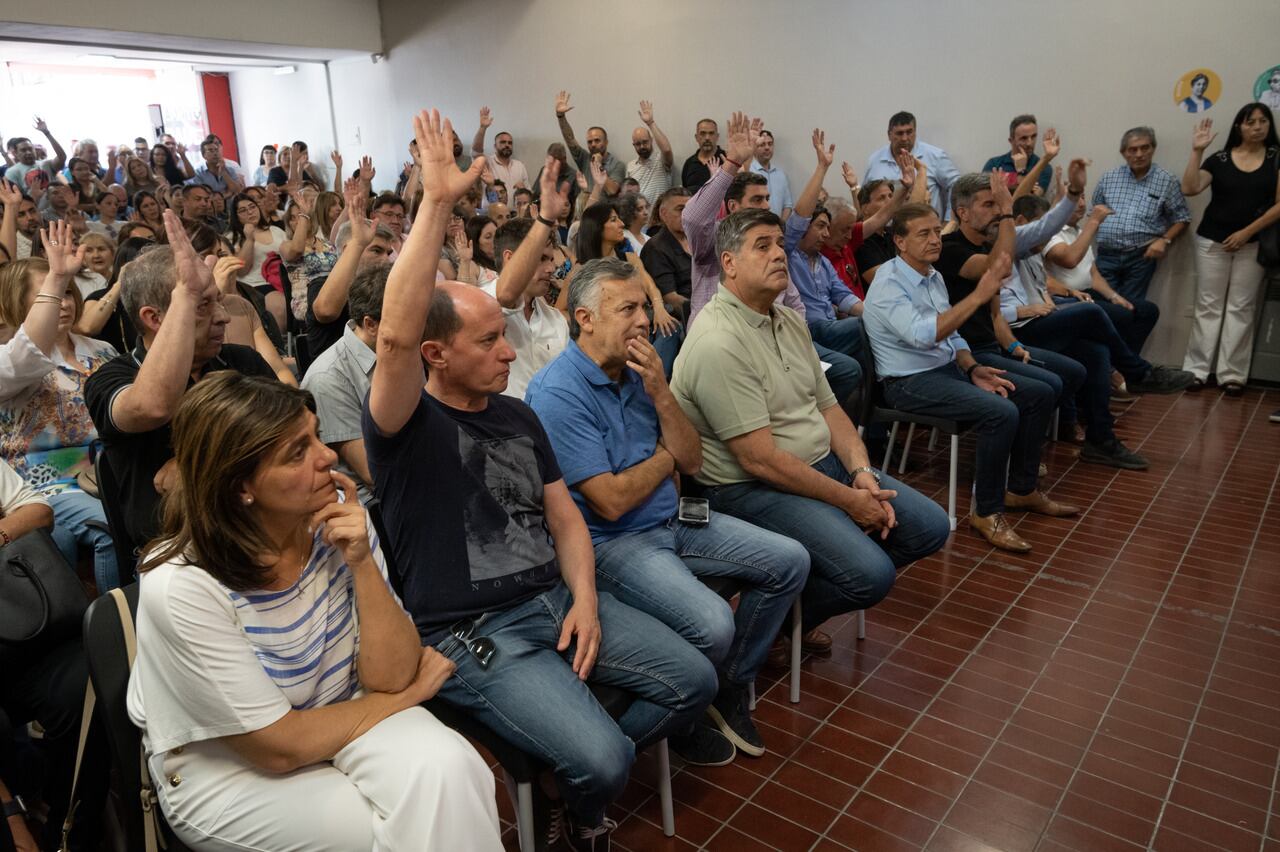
left=127, top=372, right=501, bottom=851
left=229, top=191, right=289, bottom=332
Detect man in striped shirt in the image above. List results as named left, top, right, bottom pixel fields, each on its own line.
left=627, top=100, right=674, bottom=205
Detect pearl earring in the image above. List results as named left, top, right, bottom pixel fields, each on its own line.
left=243, top=495, right=254, bottom=505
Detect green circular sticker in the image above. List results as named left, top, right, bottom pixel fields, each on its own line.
left=1255, top=66, right=1280, bottom=110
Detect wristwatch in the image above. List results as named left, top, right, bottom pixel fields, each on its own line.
left=2, top=794, right=27, bottom=819
left=850, top=466, right=881, bottom=485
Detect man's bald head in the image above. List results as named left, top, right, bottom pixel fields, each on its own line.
left=632, top=127, right=653, bottom=159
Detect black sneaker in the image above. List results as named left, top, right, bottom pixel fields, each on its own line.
left=1080, top=437, right=1150, bottom=470
left=670, top=719, right=736, bottom=766
left=564, top=816, right=617, bottom=852
left=528, top=785, right=566, bottom=852
left=1129, top=365, right=1195, bottom=394
left=1271, top=409, right=1280, bottom=423
left=707, top=684, right=766, bottom=757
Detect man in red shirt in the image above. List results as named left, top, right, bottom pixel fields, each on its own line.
left=820, top=167, right=910, bottom=298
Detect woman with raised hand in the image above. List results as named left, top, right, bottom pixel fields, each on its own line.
left=1181, top=105, right=1280, bottom=395
left=0, top=220, right=120, bottom=591
left=128, top=372, right=501, bottom=851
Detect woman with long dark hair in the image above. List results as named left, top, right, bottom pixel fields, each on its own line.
left=127, top=372, right=501, bottom=851
left=229, top=191, right=289, bottom=330
left=131, top=189, right=166, bottom=236
left=1181, top=103, right=1280, bottom=395
left=454, top=214, right=498, bottom=285
left=150, top=143, right=192, bottom=185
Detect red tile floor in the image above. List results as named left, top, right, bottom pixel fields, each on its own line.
left=489, top=386, right=1280, bottom=851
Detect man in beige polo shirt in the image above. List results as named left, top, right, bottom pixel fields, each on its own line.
left=671, top=208, right=950, bottom=653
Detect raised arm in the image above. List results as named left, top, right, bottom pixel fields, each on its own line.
left=555, top=91, right=585, bottom=160
left=956, top=171, right=1017, bottom=280
left=908, top=157, right=929, bottom=205
left=493, top=158, right=569, bottom=309
left=20, top=222, right=84, bottom=357
left=639, top=101, right=674, bottom=170
left=109, top=211, right=216, bottom=433
left=329, top=150, right=344, bottom=194
left=685, top=112, right=759, bottom=316
left=1182, top=119, right=1217, bottom=197
left=861, top=154, right=916, bottom=235
left=1045, top=204, right=1110, bottom=269
left=175, top=143, right=196, bottom=179
left=0, top=179, right=18, bottom=260
left=35, top=117, right=66, bottom=172
left=793, top=128, right=835, bottom=219
left=472, top=106, right=492, bottom=156
left=312, top=178, right=375, bottom=323
left=1013, top=128, right=1059, bottom=199
left=369, top=110, right=484, bottom=435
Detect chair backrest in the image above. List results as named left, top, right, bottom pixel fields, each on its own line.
left=94, top=451, right=139, bottom=584
left=81, top=584, right=144, bottom=845
left=854, top=331, right=882, bottom=426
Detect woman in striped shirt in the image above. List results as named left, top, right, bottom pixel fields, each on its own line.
left=127, top=372, right=501, bottom=851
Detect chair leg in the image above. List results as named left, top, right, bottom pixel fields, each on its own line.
left=657, top=739, right=675, bottom=837
left=928, top=426, right=939, bottom=451
left=948, top=434, right=959, bottom=531
left=857, top=609, right=866, bottom=640
left=1049, top=406, right=1060, bottom=441
left=897, top=423, right=916, bottom=475
left=883, top=422, right=899, bottom=470
left=516, top=778, right=535, bottom=852
left=790, top=598, right=802, bottom=704
left=748, top=680, right=757, bottom=711
left=857, top=424, right=865, bottom=438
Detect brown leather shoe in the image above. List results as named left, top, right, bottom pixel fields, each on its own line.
left=1005, top=490, right=1079, bottom=517
left=801, top=629, right=832, bottom=655
left=970, top=512, right=1032, bottom=553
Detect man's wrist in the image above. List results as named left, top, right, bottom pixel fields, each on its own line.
left=965, top=363, right=980, bottom=380
left=1067, top=185, right=1085, bottom=197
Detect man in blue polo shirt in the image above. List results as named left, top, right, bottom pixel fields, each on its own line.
left=526, top=257, right=809, bottom=764
left=982, top=115, right=1054, bottom=195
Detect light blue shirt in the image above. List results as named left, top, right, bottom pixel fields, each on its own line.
left=784, top=212, right=859, bottom=322
left=864, top=140, right=960, bottom=221
left=996, top=193, right=1079, bottom=323
left=862, top=256, right=969, bottom=378
left=186, top=162, right=244, bottom=194
left=750, top=161, right=794, bottom=217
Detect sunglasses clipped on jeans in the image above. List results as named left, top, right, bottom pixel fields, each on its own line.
left=449, top=618, right=497, bottom=669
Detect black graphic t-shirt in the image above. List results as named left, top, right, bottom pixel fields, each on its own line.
left=362, top=389, right=562, bottom=642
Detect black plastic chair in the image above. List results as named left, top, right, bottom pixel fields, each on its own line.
left=82, top=585, right=188, bottom=852
left=366, top=500, right=674, bottom=849
left=93, top=452, right=139, bottom=583
left=855, top=340, right=969, bottom=531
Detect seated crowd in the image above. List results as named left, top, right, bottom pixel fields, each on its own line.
left=0, top=94, right=1277, bottom=851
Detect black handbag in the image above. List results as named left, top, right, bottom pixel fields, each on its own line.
left=0, top=529, right=88, bottom=669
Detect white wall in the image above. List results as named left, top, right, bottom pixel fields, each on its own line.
left=0, top=0, right=382, bottom=54
left=228, top=64, right=338, bottom=182
left=304, top=0, right=1280, bottom=364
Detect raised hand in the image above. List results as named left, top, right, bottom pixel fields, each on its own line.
left=358, top=155, right=375, bottom=185
left=176, top=142, right=187, bottom=155
left=480, top=161, right=496, bottom=187
left=452, top=230, right=473, bottom=262
left=40, top=220, right=87, bottom=277
left=34, top=116, right=49, bottom=134
left=589, top=153, right=607, bottom=187
left=1065, top=157, right=1089, bottom=193
left=841, top=161, right=860, bottom=191
left=638, top=100, right=655, bottom=125
left=537, top=156, right=571, bottom=223
left=896, top=152, right=917, bottom=188
left=575, top=169, right=589, bottom=192
left=724, top=111, right=756, bottom=166
left=0, top=178, right=21, bottom=206
left=212, top=255, right=245, bottom=293
left=977, top=251, right=1012, bottom=298
left=1191, top=118, right=1217, bottom=152
left=1042, top=127, right=1060, bottom=160
left=812, top=128, right=834, bottom=168
left=989, top=169, right=1014, bottom=213
left=344, top=177, right=372, bottom=243
left=555, top=91, right=574, bottom=117
left=163, top=208, right=216, bottom=298
left=412, top=109, right=486, bottom=206
left=1011, top=149, right=1028, bottom=173
left=330, top=150, right=343, bottom=171
left=479, top=106, right=493, bottom=128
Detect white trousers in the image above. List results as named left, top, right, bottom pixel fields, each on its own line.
left=154, top=706, right=503, bottom=851
left=1183, top=235, right=1267, bottom=385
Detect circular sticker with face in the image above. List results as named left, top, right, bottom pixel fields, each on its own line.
left=1255, top=66, right=1280, bottom=111
left=1173, top=68, right=1222, bottom=114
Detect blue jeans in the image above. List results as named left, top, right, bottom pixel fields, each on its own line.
left=882, top=361, right=1054, bottom=517
left=972, top=344, right=1092, bottom=439
left=592, top=515, right=809, bottom=684
left=705, top=456, right=949, bottom=634
left=809, top=317, right=863, bottom=359
left=1026, top=300, right=1151, bottom=383
left=813, top=342, right=862, bottom=403
left=48, top=489, right=120, bottom=592
left=1087, top=294, right=1159, bottom=358
left=432, top=583, right=716, bottom=826
left=1096, top=247, right=1158, bottom=303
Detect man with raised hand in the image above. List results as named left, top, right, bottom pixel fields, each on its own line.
left=555, top=90, right=625, bottom=196
left=363, top=110, right=715, bottom=852
left=471, top=106, right=530, bottom=193
left=627, top=100, right=674, bottom=205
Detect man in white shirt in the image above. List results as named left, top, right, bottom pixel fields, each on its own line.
left=470, top=107, right=530, bottom=192
left=481, top=160, right=572, bottom=399
left=749, top=130, right=793, bottom=221
left=627, top=100, right=674, bottom=205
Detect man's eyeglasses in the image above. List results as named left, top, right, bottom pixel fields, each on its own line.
left=449, top=619, right=497, bottom=669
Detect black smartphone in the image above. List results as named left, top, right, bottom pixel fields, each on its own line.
left=677, top=497, right=710, bottom=526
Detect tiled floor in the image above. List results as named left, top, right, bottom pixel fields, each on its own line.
left=493, top=386, right=1280, bottom=852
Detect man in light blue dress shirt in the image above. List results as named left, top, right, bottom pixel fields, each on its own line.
left=749, top=130, right=794, bottom=220
left=864, top=111, right=960, bottom=222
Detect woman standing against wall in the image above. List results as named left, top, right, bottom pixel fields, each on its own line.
left=1181, top=104, right=1280, bottom=395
